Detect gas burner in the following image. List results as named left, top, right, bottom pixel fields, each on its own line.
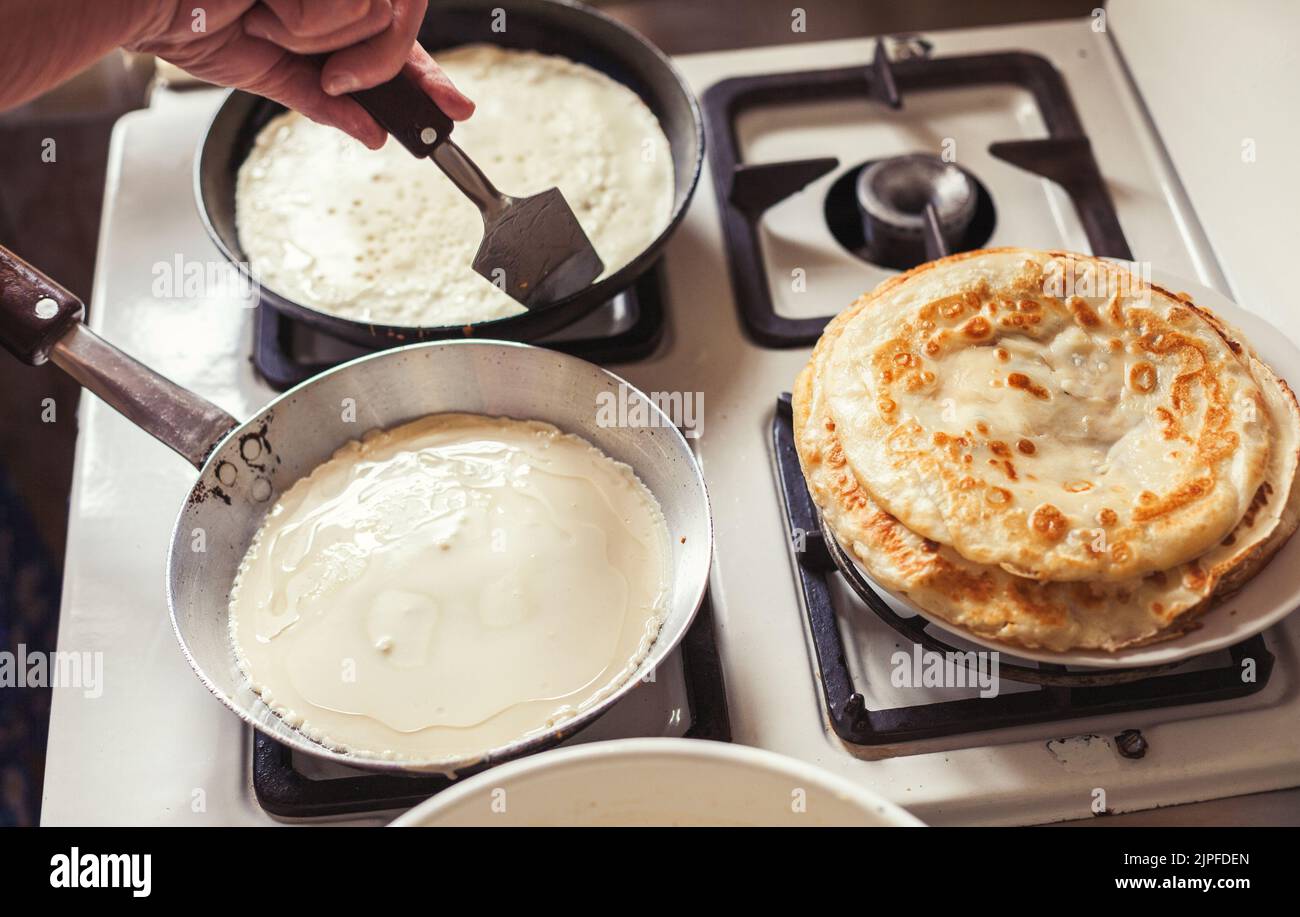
left=825, top=155, right=995, bottom=269
left=703, top=42, right=1134, bottom=347
left=253, top=261, right=669, bottom=391
left=770, top=394, right=1274, bottom=745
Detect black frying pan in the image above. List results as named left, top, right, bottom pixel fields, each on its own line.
left=195, top=0, right=703, bottom=348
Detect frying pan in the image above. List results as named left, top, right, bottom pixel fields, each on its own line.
left=196, top=0, right=704, bottom=348
left=0, top=244, right=713, bottom=774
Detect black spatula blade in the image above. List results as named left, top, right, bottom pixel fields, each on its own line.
left=472, top=188, right=605, bottom=308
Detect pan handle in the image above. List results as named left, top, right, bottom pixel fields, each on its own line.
left=0, top=244, right=239, bottom=470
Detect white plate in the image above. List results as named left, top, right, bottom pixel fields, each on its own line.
left=390, top=738, right=924, bottom=827
left=838, top=266, right=1300, bottom=669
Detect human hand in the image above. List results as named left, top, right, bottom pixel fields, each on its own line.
left=130, top=0, right=474, bottom=148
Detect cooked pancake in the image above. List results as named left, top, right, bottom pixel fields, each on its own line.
left=823, top=249, right=1272, bottom=582
left=235, top=44, right=674, bottom=327
left=794, top=254, right=1300, bottom=652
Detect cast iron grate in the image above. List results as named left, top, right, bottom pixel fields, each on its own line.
left=771, top=394, right=1274, bottom=746
left=703, top=41, right=1134, bottom=347
left=253, top=261, right=668, bottom=391
left=252, top=596, right=730, bottom=818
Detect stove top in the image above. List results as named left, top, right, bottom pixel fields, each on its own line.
left=41, top=17, right=1300, bottom=826
left=252, top=262, right=668, bottom=391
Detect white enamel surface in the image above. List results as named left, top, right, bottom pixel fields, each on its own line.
left=1109, top=0, right=1300, bottom=339
left=43, top=19, right=1300, bottom=827
left=391, top=739, right=922, bottom=826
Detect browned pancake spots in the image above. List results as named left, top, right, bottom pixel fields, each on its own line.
left=1151, top=602, right=1165, bottom=616
left=962, top=316, right=991, bottom=339
left=1008, top=372, right=1050, bottom=400
left=1097, top=507, right=1118, bottom=526
left=1109, top=338, right=1123, bottom=352
left=1240, top=481, right=1273, bottom=528
left=1183, top=564, right=1207, bottom=591
left=1031, top=503, right=1068, bottom=541
left=995, top=347, right=1010, bottom=363
left=976, top=421, right=989, bottom=434
left=924, top=337, right=941, bottom=356
left=877, top=397, right=896, bottom=415
left=1155, top=406, right=1180, bottom=439
left=824, top=419, right=836, bottom=432
left=1134, top=321, right=1235, bottom=492
left=989, top=441, right=1010, bottom=457
left=1111, top=542, right=1132, bottom=564
left=1064, top=480, right=1093, bottom=493
left=1133, top=476, right=1212, bottom=522
left=1129, top=361, right=1156, bottom=393
left=1017, top=438, right=1036, bottom=455
left=826, top=443, right=845, bottom=468
left=986, top=486, right=1011, bottom=505
left=1007, top=580, right=1066, bottom=626
left=893, top=352, right=916, bottom=367
left=940, top=292, right=977, bottom=319
left=873, top=337, right=910, bottom=377
left=1069, top=296, right=1100, bottom=328
left=1069, top=582, right=1105, bottom=606
left=1106, top=291, right=1124, bottom=324
left=998, top=311, right=1042, bottom=330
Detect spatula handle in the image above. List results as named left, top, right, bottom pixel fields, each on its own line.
left=350, top=72, right=456, bottom=157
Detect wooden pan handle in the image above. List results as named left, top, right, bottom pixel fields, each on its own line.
left=0, top=244, right=85, bottom=365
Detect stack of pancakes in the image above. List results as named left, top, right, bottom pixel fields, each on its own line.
left=793, top=249, right=1300, bottom=652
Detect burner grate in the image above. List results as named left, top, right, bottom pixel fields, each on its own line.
left=703, top=44, right=1134, bottom=347
left=771, top=394, right=1274, bottom=746
left=251, top=596, right=730, bottom=818
left=253, top=261, right=668, bottom=391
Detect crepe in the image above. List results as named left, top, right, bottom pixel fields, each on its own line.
left=823, top=249, right=1272, bottom=582
left=794, top=249, right=1300, bottom=652
left=235, top=44, right=674, bottom=327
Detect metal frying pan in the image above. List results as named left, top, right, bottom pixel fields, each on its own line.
left=0, top=245, right=713, bottom=775
left=196, top=0, right=704, bottom=348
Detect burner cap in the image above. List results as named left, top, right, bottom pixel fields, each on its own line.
left=855, top=154, right=977, bottom=262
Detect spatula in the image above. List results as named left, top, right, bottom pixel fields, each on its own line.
left=347, top=74, right=605, bottom=309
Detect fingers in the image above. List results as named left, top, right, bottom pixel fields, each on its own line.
left=233, top=41, right=387, bottom=149
left=402, top=44, right=475, bottom=120
left=244, top=0, right=394, bottom=54
left=254, top=0, right=375, bottom=39
left=319, top=0, right=427, bottom=95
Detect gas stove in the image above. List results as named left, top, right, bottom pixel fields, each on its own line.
left=42, top=10, right=1300, bottom=825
